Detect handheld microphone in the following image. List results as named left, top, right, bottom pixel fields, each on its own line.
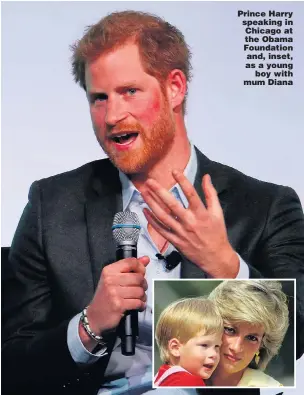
left=156, top=250, right=182, bottom=271
left=112, top=211, right=141, bottom=356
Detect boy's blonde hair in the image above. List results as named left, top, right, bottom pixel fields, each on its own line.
left=155, top=298, right=223, bottom=363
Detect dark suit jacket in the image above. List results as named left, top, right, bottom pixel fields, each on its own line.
left=2, top=147, right=304, bottom=395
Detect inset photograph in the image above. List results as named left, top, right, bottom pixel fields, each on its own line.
left=153, top=279, right=295, bottom=388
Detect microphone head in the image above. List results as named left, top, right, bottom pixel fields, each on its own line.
left=112, top=211, right=141, bottom=246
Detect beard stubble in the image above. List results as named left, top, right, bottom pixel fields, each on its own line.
left=96, top=98, right=176, bottom=175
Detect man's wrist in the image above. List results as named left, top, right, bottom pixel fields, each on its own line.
left=68, top=313, right=108, bottom=364
left=78, top=319, right=101, bottom=353
left=207, top=247, right=240, bottom=278
left=223, top=249, right=240, bottom=278
left=80, top=306, right=107, bottom=345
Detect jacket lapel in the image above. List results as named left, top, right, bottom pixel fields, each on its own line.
left=194, top=146, right=228, bottom=202
left=85, top=160, right=123, bottom=289
left=181, top=147, right=229, bottom=278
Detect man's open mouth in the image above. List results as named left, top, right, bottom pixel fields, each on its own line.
left=111, top=132, right=139, bottom=145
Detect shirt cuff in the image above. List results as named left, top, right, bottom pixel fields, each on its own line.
left=236, top=254, right=250, bottom=278
left=67, top=312, right=108, bottom=365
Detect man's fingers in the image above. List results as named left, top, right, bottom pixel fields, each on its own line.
left=124, top=299, right=146, bottom=312
left=202, top=174, right=223, bottom=217
left=143, top=208, right=179, bottom=246
left=141, top=189, right=181, bottom=232
left=172, top=169, right=206, bottom=211
left=142, top=186, right=171, bottom=215
left=106, top=273, right=147, bottom=289
left=145, top=178, right=186, bottom=219
left=137, top=256, right=150, bottom=267
left=138, top=293, right=147, bottom=312
left=120, top=274, right=148, bottom=291
left=119, top=286, right=146, bottom=300
left=107, top=256, right=150, bottom=275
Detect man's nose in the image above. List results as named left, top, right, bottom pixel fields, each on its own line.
left=229, top=337, right=244, bottom=353
left=105, top=97, right=128, bottom=126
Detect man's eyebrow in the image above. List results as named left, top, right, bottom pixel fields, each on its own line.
left=118, top=80, right=139, bottom=87
left=88, top=90, right=107, bottom=96
left=87, top=91, right=108, bottom=100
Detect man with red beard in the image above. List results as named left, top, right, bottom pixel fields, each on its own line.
left=2, top=10, right=303, bottom=395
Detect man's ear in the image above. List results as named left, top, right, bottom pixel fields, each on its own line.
left=165, top=69, right=187, bottom=111
left=168, top=337, right=183, bottom=358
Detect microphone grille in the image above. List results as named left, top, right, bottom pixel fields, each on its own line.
left=112, top=211, right=141, bottom=245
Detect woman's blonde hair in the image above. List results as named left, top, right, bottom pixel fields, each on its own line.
left=155, top=298, right=223, bottom=363
left=208, top=280, right=289, bottom=370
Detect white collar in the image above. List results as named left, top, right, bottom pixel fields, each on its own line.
left=119, top=142, right=198, bottom=210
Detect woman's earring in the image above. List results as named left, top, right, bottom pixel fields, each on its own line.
left=255, top=351, right=260, bottom=365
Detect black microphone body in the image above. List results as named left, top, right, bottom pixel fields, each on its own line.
left=116, top=243, right=139, bottom=356
left=112, top=211, right=141, bottom=357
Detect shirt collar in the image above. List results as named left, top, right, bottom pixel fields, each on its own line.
left=119, top=142, right=198, bottom=210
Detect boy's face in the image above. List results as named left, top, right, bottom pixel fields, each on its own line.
left=178, top=331, right=222, bottom=379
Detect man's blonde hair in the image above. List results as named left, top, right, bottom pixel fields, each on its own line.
left=155, top=298, right=223, bottom=363
left=208, top=280, right=289, bottom=370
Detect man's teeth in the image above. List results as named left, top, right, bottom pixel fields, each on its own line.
left=113, top=133, right=137, bottom=144
left=113, top=134, right=129, bottom=142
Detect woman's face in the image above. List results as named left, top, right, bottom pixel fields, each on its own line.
left=218, top=321, right=264, bottom=375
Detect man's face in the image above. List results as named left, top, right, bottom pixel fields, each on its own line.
left=178, top=332, right=222, bottom=379
left=85, top=44, right=175, bottom=174
left=218, top=322, right=264, bottom=375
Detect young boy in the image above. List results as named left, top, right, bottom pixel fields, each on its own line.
left=154, top=298, right=223, bottom=387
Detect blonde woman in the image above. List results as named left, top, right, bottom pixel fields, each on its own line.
left=208, top=280, right=289, bottom=387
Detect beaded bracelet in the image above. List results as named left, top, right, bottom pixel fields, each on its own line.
left=80, top=306, right=106, bottom=346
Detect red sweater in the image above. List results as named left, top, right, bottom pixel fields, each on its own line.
left=154, top=364, right=206, bottom=387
